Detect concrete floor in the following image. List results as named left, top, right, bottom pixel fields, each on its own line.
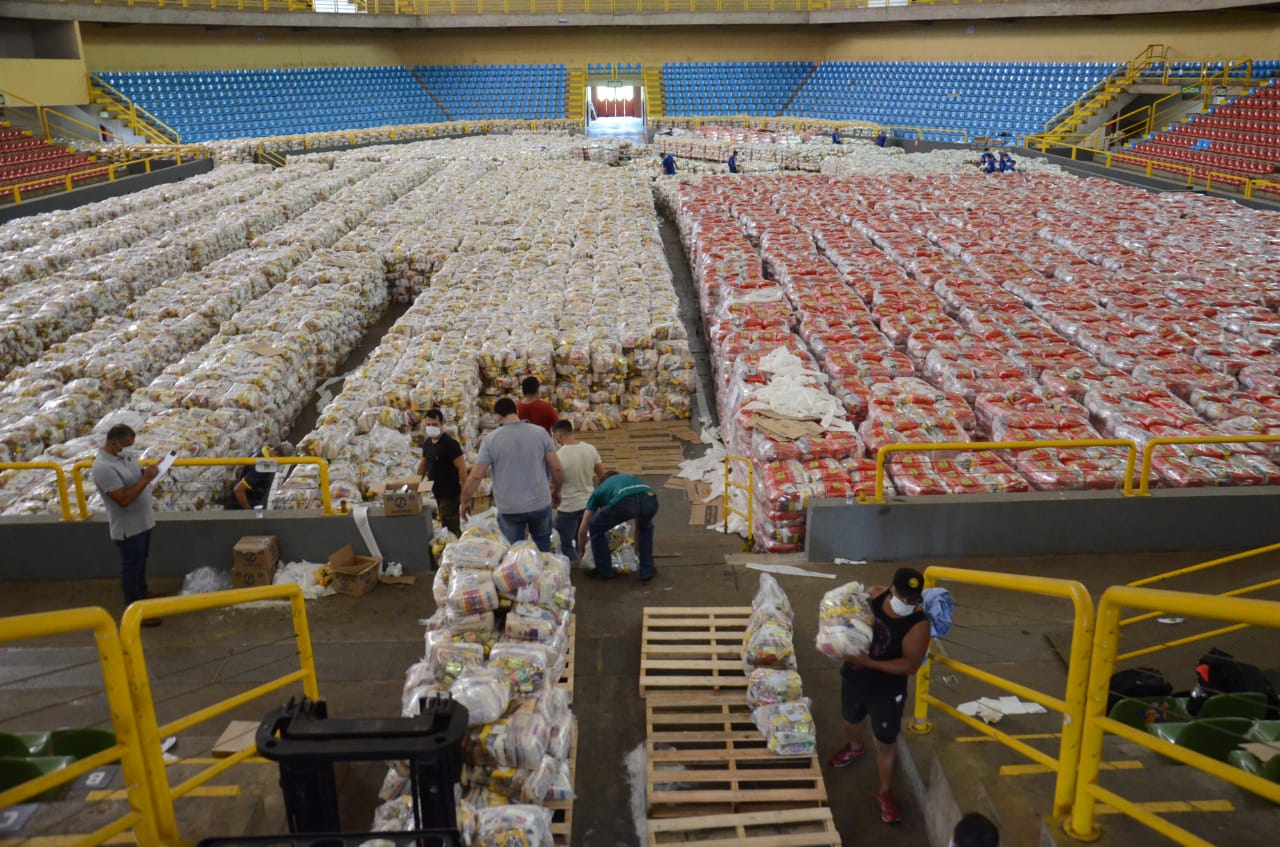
left=2, top=486, right=1277, bottom=845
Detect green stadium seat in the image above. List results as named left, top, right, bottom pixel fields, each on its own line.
left=0, top=755, right=77, bottom=802
left=48, top=728, right=115, bottom=761
left=1147, top=717, right=1254, bottom=762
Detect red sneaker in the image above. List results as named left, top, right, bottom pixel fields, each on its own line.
left=876, top=790, right=903, bottom=824
left=829, top=744, right=866, bottom=768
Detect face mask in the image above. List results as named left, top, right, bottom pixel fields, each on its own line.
left=424, top=426, right=442, bottom=439
left=889, top=594, right=917, bottom=617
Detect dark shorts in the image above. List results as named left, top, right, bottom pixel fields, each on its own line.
left=840, top=663, right=908, bottom=744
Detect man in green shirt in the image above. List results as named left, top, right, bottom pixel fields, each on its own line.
left=577, top=471, right=660, bottom=582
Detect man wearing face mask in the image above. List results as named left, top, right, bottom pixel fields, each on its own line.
left=91, top=424, right=161, bottom=622
left=829, top=566, right=930, bottom=824
left=416, top=408, right=467, bottom=537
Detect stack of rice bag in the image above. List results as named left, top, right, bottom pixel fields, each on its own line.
left=377, top=528, right=575, bottom=845
left=742, top=574, right=815, bottom=756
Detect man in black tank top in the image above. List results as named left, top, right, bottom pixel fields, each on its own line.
left=830, top=567, right=931, bottom=825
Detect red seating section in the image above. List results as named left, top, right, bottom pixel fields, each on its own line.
left=1115, top=82, right=1280, bottom=196
left=0, top=126, right=110, bottom=197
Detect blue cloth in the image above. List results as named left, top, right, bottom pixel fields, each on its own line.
left=999, top=154, right=1016, bottom=173
left=497, top=506, right=554, bottom=552
left=555, top=508, right=585, bottom=563
left=875, top=131, right=887, bottom=148
left=727, top=154, right=738, bottom=174
left=923, top=587, right=954, bottom=638
left=831, top=130, right=841, bottom=145
left=115, top=528, right=152, bottom=605
left=661, top=153, right=676, bottom=175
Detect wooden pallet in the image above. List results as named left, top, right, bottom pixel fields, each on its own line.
left=546, top=718, right=578, bottom=847
left=577, top=420, right=694, bottom=476
left=558, top=615, right=576, bottom=702
left=639, top=607, right=751, bottom=697
left=648, top=807, right=841, bottom=847
left=645, top=692, right=828, bottom=819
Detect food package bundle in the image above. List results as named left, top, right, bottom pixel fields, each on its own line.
left=751, top=699, right=817, bottom=756
left=463, top=804, right=555, bottom=847
left=816, top=581, right=874, bottom=661
left=742, top=573, right=797, bottom=673
left=387, top=526, right=578, bottom=829
left=746, top=668, right=804, bottom=709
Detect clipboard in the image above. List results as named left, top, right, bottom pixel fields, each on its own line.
left=151, top=451, right=178, bottom=483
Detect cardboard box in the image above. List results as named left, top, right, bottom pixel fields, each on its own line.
left=328, top=545, right=381, bottom=597
left=382, top=485, right=422, bottom=517
left=232, top=535, right=279, bottom=589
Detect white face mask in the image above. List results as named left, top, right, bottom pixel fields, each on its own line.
left=889, top=594, right=917, bottom=617
left=424, top=426, right=442, bottom=439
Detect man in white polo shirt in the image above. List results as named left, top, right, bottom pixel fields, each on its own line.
left=90, top=424, right=160, bottom=622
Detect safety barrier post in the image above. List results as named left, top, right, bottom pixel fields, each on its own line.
left=119, top=584, right=319, bottom=843
left=1067, top=587, right=1280, bottom=844
left=912, top=567, right=1094, bottom=818
left=0, top=462, right=74, bottom=520
left=0, top=607, right=160, bottom=847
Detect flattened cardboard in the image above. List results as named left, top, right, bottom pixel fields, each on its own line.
left=690, top=500, right=724, bottom=526
left=751, top=415, right=824, bottom=441
left=212, top=721, right=259, bottom=758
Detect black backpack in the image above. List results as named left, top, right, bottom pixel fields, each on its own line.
left=1191, top=648, right=1280, bottom=719
left=1107, top=667, right=1173, bottom=714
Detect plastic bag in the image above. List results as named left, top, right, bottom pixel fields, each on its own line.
left=504, top=604, right=563, bottom=643
left=493, top=540, right=543, bottom=596
left=468, top=713, right=551, bottom=769
left=489, top=642, right=563, bottom=695
left=816, top=581, right=874, bottom=660
left=464, top=755, right=557, bottom=804
left=470, top=804, right=554, bottom=847
left=746, top=668, right=804, bottom=709
left=751, top=572, right=793, bottom=619
left=450, top=667, right=512, bottom=727
left=447, top=569, right=500, bottom=615
left=742, top=618, right=797, bottom=673
left=751, top=699, right=816, bottom=756
left=180, top=566, right=232, bottom=594
left=442, top=536, right=509, bottom=571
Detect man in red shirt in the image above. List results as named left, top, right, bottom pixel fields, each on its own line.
left=516, top=376, right=559, bottom=434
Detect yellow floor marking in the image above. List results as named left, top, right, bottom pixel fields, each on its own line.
left=1097, top=799, right=1235, bottom=815
left=958, top=733, right=1061, bottom=743
left=87, top=785, right=240, bottom=802
left=1000, top=760, right=1142, bottom=776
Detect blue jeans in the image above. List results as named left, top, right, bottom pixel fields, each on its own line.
left=114, top=529, right=152, bottom=605
left=588, top=493, right=659, bottom=579
left=497, top=506, right=554, bottom=552
left=555, top=509, right=585, bottom=563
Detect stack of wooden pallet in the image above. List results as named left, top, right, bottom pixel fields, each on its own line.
left=547, top=617, right=576, bottom=846
left=639, top=607, right=842, bottom=847
left=576, top=420, right=697, bottom=477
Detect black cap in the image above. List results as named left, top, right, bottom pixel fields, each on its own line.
left=892, top=567, right=925, bottom=603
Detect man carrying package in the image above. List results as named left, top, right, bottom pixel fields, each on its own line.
left=829, top=567, right=931, bottom=825
left=576, top=471, right=659, bottom=583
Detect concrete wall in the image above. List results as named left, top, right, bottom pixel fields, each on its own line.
left=0, top=508, right=436, bottom=582
left=76, top=10, right=1280, bottom=72
left=805, top=488, right=1280, bottom=563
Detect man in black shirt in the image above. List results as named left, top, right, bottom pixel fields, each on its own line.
left=416, top=408, right=467, bottom=536
left=228, top=443, right=293, bottom=510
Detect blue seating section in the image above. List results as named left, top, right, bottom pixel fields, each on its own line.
left=1139, top=59, right=1279, bottom=80
left=413, top=64, right=567, bottom=121
left=588, top=62, right=642, bottom=76
left=96, top=66, right=447, bottom=142
left=663, top=61, right=816, bottom=117
left=781, top=61, right=1117, bottom=140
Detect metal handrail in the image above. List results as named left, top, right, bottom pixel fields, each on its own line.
left=89, top=75, right=181, bottom=144
left=1067, top=586, right=1280, bottom=844
left=912, top=566, right=1094, bottom=817
left=70, top=455, right=337, bottom=518
left=865, top=438, right=1138, bottom=504
left=0, top=606, right=159, bottom=846
left=0, top=462, right=74, bottom=520
left=721, top=453, right=754, bottom=550
left=119, top=583, right=319, bottom=843
left=4, top=150, right=208, bottom=205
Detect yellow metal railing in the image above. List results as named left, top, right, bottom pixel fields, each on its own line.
left=0, top=607, right=159, bottom=847
left=2, top=151, right=209, bottom=205
left=88, top=76, right=182, bottom=144
left=70, top=456, right=338, bottom=519
left=1066, top=586, right=1280, bottom=845
left=1113, top=540, right=1280, bottom=662
left=864, top=438, right=1138, bottom=504
left=47, top=0, right=922, bottom=13
left=1138, top=434, right=1280, bottom=495
left=0, top=462, right=74, bottom=521
left=119, top=584, right=320, bottom=843
left=911, top=566, right=1095, bottom=817
left=721, top=453, right=754, bottom=550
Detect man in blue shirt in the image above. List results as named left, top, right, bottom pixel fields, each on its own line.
left=727, top=150, right=739, bottom=174
left=576, top=471, right=660, bottom=582
left=979, top=149, right=998, bottom=174
left=998, top=151, right=1016, bottom=173
left=831, top=129, right=841, bottom=145
left=875, top=130, right=888, bottom=148
left=460, top=397, right=563, bottom=550
left=661, top=152, right=677, bottom=175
